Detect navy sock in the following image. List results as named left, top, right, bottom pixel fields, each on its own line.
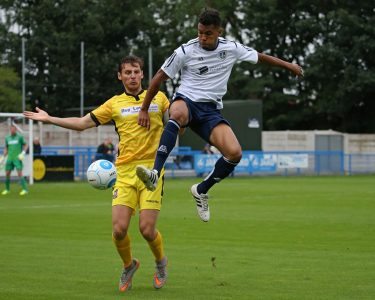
left=197, top=156, right=239, bottom=194
left=153, top=119, right=180, bottom=174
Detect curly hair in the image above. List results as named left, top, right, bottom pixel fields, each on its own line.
left=198, top=7, right=222, bottom=27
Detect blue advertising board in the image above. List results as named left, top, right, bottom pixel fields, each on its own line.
left=194, top=152, right=278, bottom=174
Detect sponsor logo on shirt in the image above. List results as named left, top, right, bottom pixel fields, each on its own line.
left=198, top=66, right=209, bottom=75
left=120, top=104, right=159, bottom=116
left=197, top=64, right=227, bottom=75
left=8, top=140, right=19, bottom=145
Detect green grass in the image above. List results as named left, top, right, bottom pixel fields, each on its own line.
left=0, top=176, right=374, bottom=299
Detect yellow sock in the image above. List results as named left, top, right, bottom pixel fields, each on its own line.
left=112, top=234, right=132, bottom=268
left=148, top=231, right=164, bottom=262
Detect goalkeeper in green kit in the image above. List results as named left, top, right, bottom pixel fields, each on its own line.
left=1, top=124, right=28, bottom=196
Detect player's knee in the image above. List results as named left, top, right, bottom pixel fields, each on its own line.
left=169, top=114, right=185, bottom=126
left=139, top=223, right=155, bottom=241
left=169, top=109, right=188, bottom=126
left=234, top=150, right=242, bottom=162
left=226, top=148, right=242, bottom=162
left=112, top=227, right=127, bottom=241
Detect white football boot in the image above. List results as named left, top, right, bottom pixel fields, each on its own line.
left=136, top=165, right=159, bottom=191
left=190, top=184, right=210, bottom=222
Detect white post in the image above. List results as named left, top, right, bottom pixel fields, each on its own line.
left=28, top=118, right=33, bottom=184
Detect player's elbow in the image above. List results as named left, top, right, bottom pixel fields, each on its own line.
left=75, top=119, right=92, bottom=131
left=74, top=125, right=85, bottom=132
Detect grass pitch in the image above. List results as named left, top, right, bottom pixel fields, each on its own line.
left=0, top=176, right=374, bottom=299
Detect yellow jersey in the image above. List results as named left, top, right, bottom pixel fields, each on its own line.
left=90, top=90, right=169, bottom=165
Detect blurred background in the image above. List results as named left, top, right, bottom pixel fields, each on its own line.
left=1, top=0, right=374, bottom=180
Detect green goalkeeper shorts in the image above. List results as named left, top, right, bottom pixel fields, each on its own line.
left=5, top=159, right=23, bottom=171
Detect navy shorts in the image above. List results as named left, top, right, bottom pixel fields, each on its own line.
left=171, top=93, right=230, bottom=143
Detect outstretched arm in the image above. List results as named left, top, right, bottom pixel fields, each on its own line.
left=23, top=107, right=96, bottom=131
left=138, top=69, right=170, bottom=130
left=258, top=52, right=304, bottom=77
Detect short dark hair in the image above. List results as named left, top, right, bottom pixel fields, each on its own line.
left=118, top=55, right=144, bottom=72
left=199, top=7, right=222, bottom=27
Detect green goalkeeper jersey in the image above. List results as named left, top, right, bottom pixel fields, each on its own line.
left=5, top=133, right=25, bottom=160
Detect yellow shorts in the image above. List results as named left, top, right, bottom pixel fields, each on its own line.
left=112, top=160, right=164, bottom=212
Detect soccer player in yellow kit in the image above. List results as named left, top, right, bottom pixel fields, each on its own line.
left=23, top=55, right=170, bottom=292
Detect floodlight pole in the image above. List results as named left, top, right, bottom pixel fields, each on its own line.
left=80, top=41, right=84, bottom=117
left=148, top=46, right=153, bottom=85
left=22, top=38, right=26, bottom=114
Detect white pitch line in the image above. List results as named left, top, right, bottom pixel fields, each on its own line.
left=0, top=203, right=109, bottom=210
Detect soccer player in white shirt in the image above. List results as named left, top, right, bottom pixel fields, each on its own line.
left=136, top=7, right=304, bottom=222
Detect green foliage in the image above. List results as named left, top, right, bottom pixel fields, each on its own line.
left=235, top=1, right=375, bottom=132
left=0, top=66, right=21, bottom=112
left=0, top=1, right=374, bottom=131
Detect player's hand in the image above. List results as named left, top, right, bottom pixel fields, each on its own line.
left=18, top=151, right=25, bottom=161
left=23, top=107, right=50, bottom=122
left=138, top=109, right=151, bottom=130
left=289, top=63, right=304, bottom=77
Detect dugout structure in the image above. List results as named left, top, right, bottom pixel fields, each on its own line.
left=179, top=99, right=262, bottom=151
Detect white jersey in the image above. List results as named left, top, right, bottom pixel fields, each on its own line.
left=161, top=37, right=258, bottom=109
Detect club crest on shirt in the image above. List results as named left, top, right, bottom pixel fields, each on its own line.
left=218, top=50, right=227, bottom=60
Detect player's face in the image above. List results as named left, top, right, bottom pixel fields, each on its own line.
left=10, top=126, right=17, bottom=135
left=118, top=63, right=144, bottom=94
left=198, top=23, right=221, bottom=50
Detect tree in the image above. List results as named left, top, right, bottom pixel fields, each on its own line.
left=304, top=3, right=375, bottom=133
left=0, top=0, right=159, bottom=115
left=0, top=66, right=22, bottom=112
left=234, top=0, right=375, bottom=132
left=1, top=0, right=374, bottom=132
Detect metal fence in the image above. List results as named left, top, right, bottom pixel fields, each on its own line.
left=1, top=146, right=374, bottom=180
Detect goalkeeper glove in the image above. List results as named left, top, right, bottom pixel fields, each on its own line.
left=18, top=151, right=26, bottom=161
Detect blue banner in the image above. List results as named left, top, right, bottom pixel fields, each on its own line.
left=194, top=153, right=278, bottom=174
left=247, top=153, right=277, bottom=172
